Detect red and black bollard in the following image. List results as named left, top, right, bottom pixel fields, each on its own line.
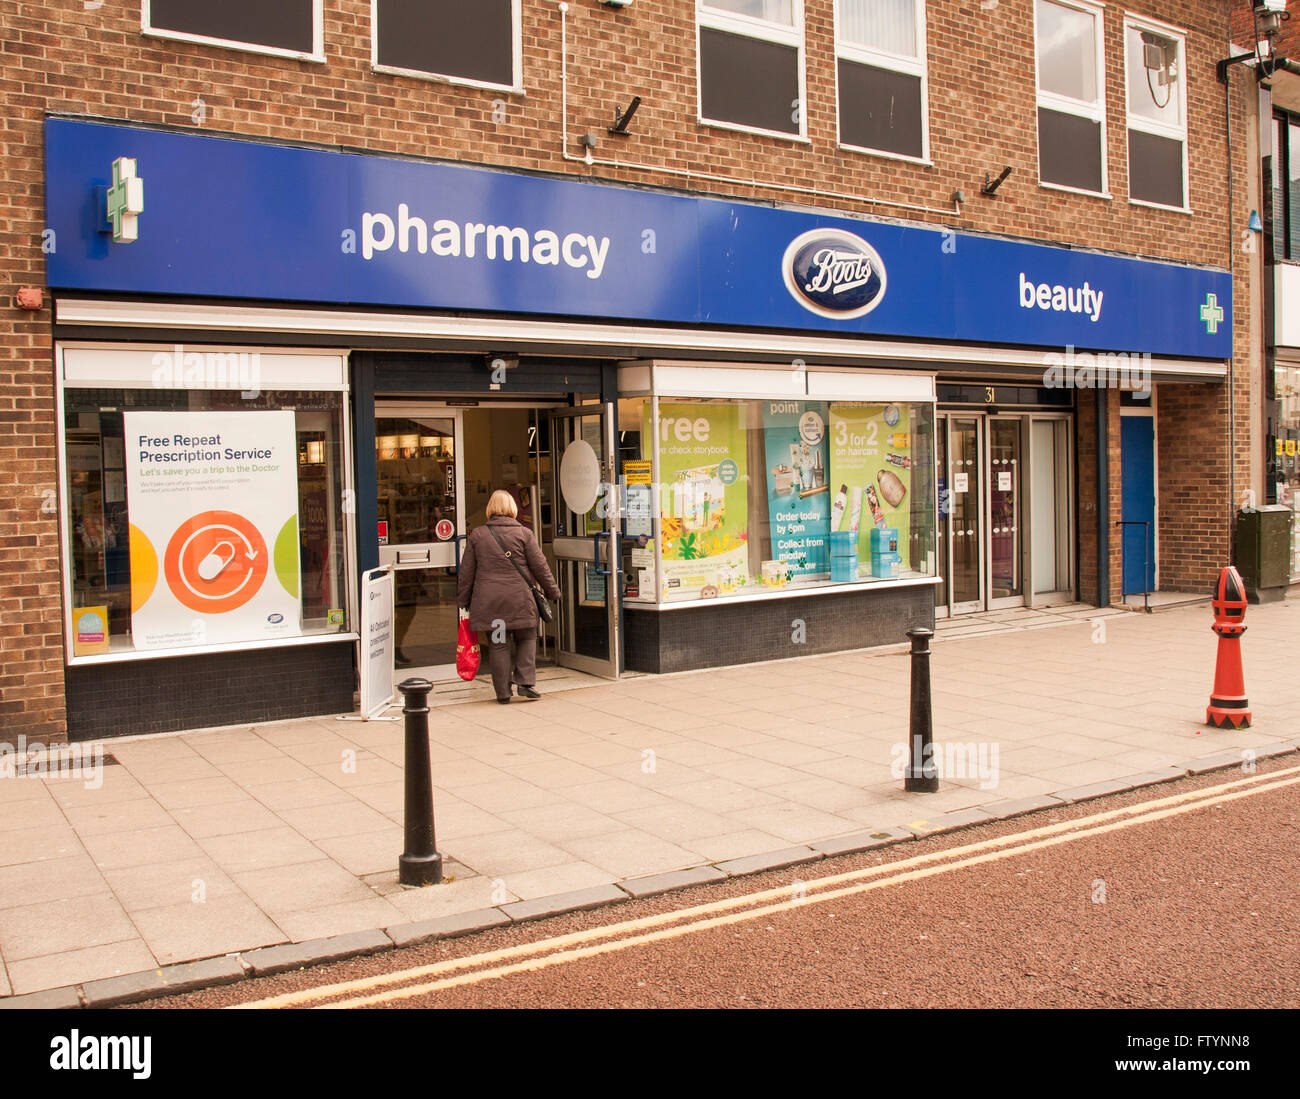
left=1206, top=566, right=1252, bottom=730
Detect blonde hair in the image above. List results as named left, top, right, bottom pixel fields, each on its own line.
left=486, top=489, right=518, bottom=518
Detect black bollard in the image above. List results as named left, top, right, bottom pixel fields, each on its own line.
left=904, top=627, right=939, bottom=793
left=398, top=677, right=443, bottom=886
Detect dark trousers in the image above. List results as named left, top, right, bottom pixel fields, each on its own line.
left=486, top=627, right=537, bottom=700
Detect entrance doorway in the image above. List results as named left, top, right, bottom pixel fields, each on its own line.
left=936, top=411, right=1074, bottom=616
left=374, top=400, right=622, bottom=680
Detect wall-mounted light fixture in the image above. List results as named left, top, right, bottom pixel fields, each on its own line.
left=600, top=0, right=633, bottom=7
left=609, top=95, right=642, bottom=135
left=981, top=166, right=1013, bottom=196
left=1249, top=210, right=1264, bottom=233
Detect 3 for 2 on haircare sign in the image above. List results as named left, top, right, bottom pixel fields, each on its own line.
left=44, top=119, right=1231, bottom=359
left=123, top=411, right=301, bottom=649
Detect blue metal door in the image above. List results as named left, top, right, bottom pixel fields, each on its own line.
left=1120, top=417, right=1156, bottom=595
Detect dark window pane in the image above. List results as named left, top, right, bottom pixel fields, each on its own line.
left=376, top=0, right=514, bottom=86
left=1290, top=121, right=1300, bottom=260
left=700, top=28, right=800, bottom=135
left=148, top=0, right=315, bottom=54
left=1128, top=128, right=1184, bottom=208
left=837, top=59, right=922, bottom=158
left=1038, top=107, right=1103, bottom=192
left=1274, top=116, right=1287, bottom=259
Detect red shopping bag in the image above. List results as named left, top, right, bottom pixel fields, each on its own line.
left=456, top=617, right=481, bottom=681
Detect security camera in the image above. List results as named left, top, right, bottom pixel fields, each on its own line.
left=1255, top=0, right=1290, bottom=38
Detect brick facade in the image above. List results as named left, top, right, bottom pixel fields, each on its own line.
left=0, top=0, right=1256, bottom=740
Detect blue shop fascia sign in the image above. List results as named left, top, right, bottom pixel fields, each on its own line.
left=45, top=118, right=1232, bottom=360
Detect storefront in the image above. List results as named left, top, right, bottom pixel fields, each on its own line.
left=44, top=118, right=1233, bottom=736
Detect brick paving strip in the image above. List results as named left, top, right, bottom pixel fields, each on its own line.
left=2, top=601, right=1298, bottom=1007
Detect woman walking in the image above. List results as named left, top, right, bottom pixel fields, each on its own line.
left=457, top=490, right=562, bottom=703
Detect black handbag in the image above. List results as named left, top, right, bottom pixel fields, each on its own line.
left=484, top=522, right=555, bottom=624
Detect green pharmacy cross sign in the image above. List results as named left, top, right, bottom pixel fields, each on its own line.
left=106, top=156, right=144, bottom=244
left=1199, top=292, right=1224, bottom=335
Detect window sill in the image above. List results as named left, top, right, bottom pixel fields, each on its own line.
left=837, top=141, right=932, bottom=167
left=1128, top=196, right=1192, bottom=215
left=1040, top=180, right=1113, bottom=201
left=64, top=631, right=359, bottom=667
left=142, top=28, right=325, bottom=64
left=372, top=64, right=524, bottom=97
left=628, top=574, right=941, bottom=610
left=698, top=117, right=810, bottom=144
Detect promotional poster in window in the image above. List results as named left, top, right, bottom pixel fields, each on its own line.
left=651, top=403, right=749, bottom=599
left=763, top=402, right=831, bottom=578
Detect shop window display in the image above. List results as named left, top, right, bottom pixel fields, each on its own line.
left=62, top=388, right=349, bottom=658
left=1274, top=364, right=1300, bottom=580
left=623, top=397, right=936, bottom=603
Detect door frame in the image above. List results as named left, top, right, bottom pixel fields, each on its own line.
left=946, top=414, right=986, bottom=615
left=985, top=414, right=1027, bottom=610
left=937, top=408, right=1076, bottom=617
left=549, top=404, right=622, bottom=678
left=1026, top=412, right=1077, bottom=607
left=374, top=402, right=465, bottom=572
left=373, top=398, right=568, bottom=679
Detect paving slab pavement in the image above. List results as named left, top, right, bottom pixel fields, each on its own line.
left=2, top=598, right=1298, bottom=1000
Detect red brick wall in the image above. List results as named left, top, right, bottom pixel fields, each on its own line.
left=1077, top=388, right=1123, bottom=607
left=0, top=0, right=1249, bottom=737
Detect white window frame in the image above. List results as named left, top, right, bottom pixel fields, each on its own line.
left=1123, top=11, right=1189, bottom=213
left=696, top=0, right=809, bottom=142
left=370, top=0, right=524, bottom=95
left=142, top=0, right=325, bottom=64
left=1033, top=0, right=1109, bottom=198
left=834, top=0, right=930, bottom=164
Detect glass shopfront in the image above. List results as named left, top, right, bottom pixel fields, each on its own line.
left=616, top=364, right=940, bottom=607
left=934, top=400, right=1075, bottom=615
left=1273, top=362, right=1300, bottom=580
left=57, top=345, right=355, bottom=662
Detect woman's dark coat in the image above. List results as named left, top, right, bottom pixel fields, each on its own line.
left=457, top=516, right=562, bottom=631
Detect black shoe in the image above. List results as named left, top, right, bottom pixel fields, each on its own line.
left=516, top=685, right=540, bottom=701
left=395, top=649, right=412, bottom=667
left=496, top=697, right=511, bottom=705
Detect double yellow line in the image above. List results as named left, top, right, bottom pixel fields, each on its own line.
left=237, top=762, right=1298, bottom=1009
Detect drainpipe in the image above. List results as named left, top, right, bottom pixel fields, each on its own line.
left=1097, top=388, right=1109, bottom=607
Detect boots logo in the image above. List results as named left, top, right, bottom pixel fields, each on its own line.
left=782, top=228, right=887, bottom=319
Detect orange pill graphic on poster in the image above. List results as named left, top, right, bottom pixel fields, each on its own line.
left=164, top=510, right=268, bottom=614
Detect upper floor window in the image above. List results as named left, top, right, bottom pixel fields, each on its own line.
left=1034, top=0, right=1107, bottom=195
left=1276, top=113, right=1300, bottom=261
left=698, top=1, right=806, bottom=139
left=373, top=0, right=521, bottom=92
left=143, top=0, right=322, bottom=62
left=1125, top=16, right=1187, bottom=210
left=835, top=0, right=928, bottom=160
